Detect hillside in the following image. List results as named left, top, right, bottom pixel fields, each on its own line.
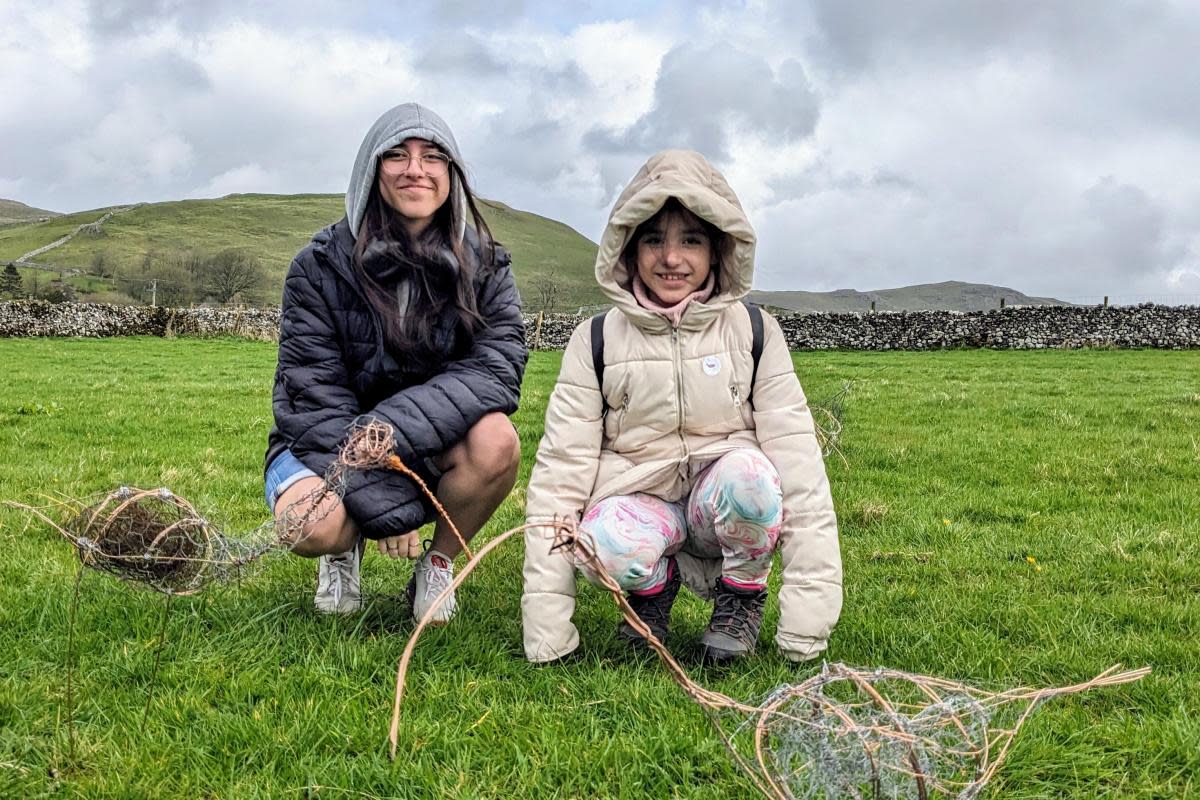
left=750, top=281, right=1070, bottom=313
left=2, top=194, right=1071, bottom=312
left=0, top=194, right=606, bottom=309
left=0, top=199, right=60, bottom=226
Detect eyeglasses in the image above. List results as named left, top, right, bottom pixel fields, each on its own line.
left=379, top=149, right=452, bottom=177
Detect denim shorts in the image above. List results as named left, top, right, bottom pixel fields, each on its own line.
left=264, top=448, right=447, bottom=514
left=264, top=449, right=319, bottom=511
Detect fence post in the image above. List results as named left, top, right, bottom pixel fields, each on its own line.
left=1103, top=296, right=1109, bottom=308
left=999, top=297, right=1005, bottom=309
left=870, top=300, right=875, bottom=314
left=533, top=311, right=544, bottom=350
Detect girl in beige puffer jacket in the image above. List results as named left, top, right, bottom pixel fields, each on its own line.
left=523, top=150, right=842, bottom=665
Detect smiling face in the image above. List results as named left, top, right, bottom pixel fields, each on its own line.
left=633, top=204, right=718, bottom=306
left=376, top=138, right=452, bottom=238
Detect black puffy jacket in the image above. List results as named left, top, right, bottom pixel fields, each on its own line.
left=265, top=217, right=527, bottom=539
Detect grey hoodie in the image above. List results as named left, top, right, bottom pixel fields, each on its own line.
left=345, top=102, right=469, bottom=243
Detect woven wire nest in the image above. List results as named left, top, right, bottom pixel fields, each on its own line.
left=12, top=422, right=370, bottom=596
left=25, top=486, right=276, bottom=595
left=707, top=661, right=1151, bottom=800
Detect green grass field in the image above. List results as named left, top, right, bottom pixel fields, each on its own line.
left=0, top=341, right=1197, bottom=798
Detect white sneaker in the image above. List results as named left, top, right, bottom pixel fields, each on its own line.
left=314, top=538, right=363, bottom=614
left=407, top=549, right=457, bottom=624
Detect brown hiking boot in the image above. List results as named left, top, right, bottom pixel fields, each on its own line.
left=617, top=556, right=681, bottom=648
left=701, top=579, right=768, bottom=665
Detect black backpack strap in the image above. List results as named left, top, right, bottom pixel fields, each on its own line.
left=590, top=311, right=607, bottom=411
left=744, top=300, right=764, bottom=406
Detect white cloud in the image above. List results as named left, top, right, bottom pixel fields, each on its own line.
left=194, top=163, right=273, bottom=198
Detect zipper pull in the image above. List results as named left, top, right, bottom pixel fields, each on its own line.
left=731, top=385, right=742, bottom=409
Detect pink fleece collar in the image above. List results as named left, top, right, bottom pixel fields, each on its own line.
left=632, top=272, right=716, bottom=326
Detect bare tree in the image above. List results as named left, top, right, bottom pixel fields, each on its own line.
left=533, top=276, right=560, bottom=313
left=203, top=250, right=267, bottom=305
left=91, top=250, right=115, bottom=279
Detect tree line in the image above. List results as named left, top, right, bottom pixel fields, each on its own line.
left=1, top=248, right=271, bottom=306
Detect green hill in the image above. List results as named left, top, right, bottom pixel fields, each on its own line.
left=0, top=199, right=60, bottom=226
left=0, top=194, right=604, bottom=309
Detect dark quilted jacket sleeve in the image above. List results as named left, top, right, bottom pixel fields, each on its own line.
left=273, top=254, right=360, bottom=480
left=362, top=256, right=527, bottom=470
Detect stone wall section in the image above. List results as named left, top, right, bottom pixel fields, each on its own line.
left=0, top=301, right=280, bottom=340
left=2, top=301, right=1197, bottom=350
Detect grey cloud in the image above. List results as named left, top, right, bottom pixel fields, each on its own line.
left=803, top=0, right=1150, bottom=72
left=85, top=0, right=355, bottom=37
left=1079, top=177, right=1174, bottom=277
left=414, top=35, right=515, bottom=77
left=85, top=0, right=234, bottom=36
left=584, top=43, right=819, bottom=162
left=428, top=0, right=528, bottom=24
left=798, top=0, right=1200, bottom=135
left=471, top=115, right=574, bottom=184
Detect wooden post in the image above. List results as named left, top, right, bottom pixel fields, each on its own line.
left=870, top=300, right=875, bottom=313
left=533, top=311, right=544, bottom=350
left=1103, top=296, right=1109, bottom=308
left=1000, top=297, right=1006, bottom=309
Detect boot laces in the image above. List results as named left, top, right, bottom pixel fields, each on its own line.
left=709, top=587, right=760, bottom=643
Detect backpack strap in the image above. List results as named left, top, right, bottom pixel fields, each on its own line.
left=744, top=300, right=764, bottom=407
left=590, top=311, right=608, bottom=411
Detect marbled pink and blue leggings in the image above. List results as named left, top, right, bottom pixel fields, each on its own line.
left=580, top=449, right=782, bottom=595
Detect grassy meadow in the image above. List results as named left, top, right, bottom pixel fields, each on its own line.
left=0, top=340, right=1197, bottom=798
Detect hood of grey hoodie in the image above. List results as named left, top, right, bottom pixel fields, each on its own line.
left=345, top=103, right=469, bottom=244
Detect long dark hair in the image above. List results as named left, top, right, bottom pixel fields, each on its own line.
left=352, top=159, right=496, bottom=360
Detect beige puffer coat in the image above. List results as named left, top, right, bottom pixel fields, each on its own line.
left=522, top=150, right=842, bottom=663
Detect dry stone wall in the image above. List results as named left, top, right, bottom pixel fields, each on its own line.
left=2, top=301, right=1197, bottom=350
left=0, top=301, right=280, bottom=340
left=525, top=305, right=1199, bottom=350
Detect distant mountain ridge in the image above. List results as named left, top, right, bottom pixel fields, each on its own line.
left=0, top=199, right=60, bottom=226
left=750, top=281, right=1071, bottom=313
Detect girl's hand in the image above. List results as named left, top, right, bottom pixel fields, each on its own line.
left=379, top=531, right=422, bottom=559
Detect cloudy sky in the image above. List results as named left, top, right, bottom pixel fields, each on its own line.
left=2, top=0, right=1198, bottom=303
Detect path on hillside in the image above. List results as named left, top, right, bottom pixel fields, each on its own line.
left=15, top=204, right=141, bottom=264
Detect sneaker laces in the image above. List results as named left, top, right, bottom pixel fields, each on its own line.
left=324, top=552, right=355, bottom=604
left=420, top=550, right=454, bottom=603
